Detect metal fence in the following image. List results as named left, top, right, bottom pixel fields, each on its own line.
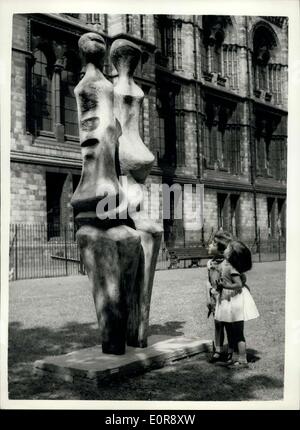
left=9, top=224, right=286, bottom=281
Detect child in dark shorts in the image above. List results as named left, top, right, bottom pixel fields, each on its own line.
left=206, top=230, right=233, bottom=363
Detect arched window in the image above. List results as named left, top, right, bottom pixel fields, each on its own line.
left=252, top=25, right=282, bottom=104
left=32, top=49, right=53, bottom=132
left=201, top=16, right=238, bottom=90
left=202, top=17, right=225, bottom=76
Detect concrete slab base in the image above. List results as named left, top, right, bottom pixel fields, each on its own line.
left=34, top=335, right=212, bottom=388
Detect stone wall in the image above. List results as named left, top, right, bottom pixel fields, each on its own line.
left=10, top=13, right=287, bottom=250
left=10, top=163, right=47, bottom=224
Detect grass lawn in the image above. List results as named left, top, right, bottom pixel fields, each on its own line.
left=7, top=261, right=285, bottom=401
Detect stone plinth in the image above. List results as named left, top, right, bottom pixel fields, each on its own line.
left=34, top=336, right=212, bottom=388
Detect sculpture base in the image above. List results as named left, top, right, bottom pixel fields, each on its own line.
left=33, top=336, right=212, bottom=389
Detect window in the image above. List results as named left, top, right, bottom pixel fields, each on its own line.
left=253, top=26, right=282, bottom=105
left=175, top=89, right=185, bottom=166
left=203, top=102, right=217, bottom=167
left=173, top=22, right=182, bottom=70
left=153, top=86, right=176, bottom=166
left=210, top=33, right=223, bottom=75
left=154, top=92, right=166, bottom=162
left=30, top=28, right=81, bottom=141
left=201, top=17, right=239, bottom=90
left=61, top=54, right=81, bottom=137
left=32, top=49, right=53, bottom=132
left=154, top=15, right=173, bottom=67
left=223, top=45, right=238, bottom=90
left=86, top=14, right=100, bottom=24
left=203, top=101, right=240, bottom=173
left=200, top=34, right=209, bottom=74
left=61, top=70, right=78, bottom=136
left=269, top=64, right=282, bottom=105
left=255, top=113, right=286, bottom=180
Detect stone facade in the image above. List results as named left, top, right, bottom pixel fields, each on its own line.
left=10, top=13, right=288, bottom=246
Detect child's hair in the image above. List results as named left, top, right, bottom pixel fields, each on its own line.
left=226, top=240, right=252, bottom=273
left=213, top=230, right=232, bottom=253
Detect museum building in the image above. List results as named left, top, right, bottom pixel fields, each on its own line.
left=10, top=13, right=288, bottom=247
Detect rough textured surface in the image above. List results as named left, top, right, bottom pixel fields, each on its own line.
left=34, top=336, right=212, bottom=387
left=111, top=39, right=163, bottom=347
left=127, top=229, right=162, bottom=347
left=71, top=35, right=162, bottom=354
left=111, top=39, right=155, bottom=184
left=71, top=33, right=125, bottom=217
left=77, top=225, right=141, bottom=354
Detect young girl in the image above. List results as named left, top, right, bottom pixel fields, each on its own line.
left=206, top=230, right=233, bottom=363
left=214, top=240, right=259, bottom=368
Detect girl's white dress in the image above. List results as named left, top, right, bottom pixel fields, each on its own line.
left=214, top=260, right=259, bottom=323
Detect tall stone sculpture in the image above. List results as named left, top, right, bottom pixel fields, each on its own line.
left=71, top=32, right=162, bottom=355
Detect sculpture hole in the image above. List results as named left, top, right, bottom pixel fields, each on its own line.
left=81, top=138, right=98, bottom=147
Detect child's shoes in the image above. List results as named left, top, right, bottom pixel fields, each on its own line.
left=225, top=353, right=234, bottom=365
left=227, top=361, right=249, bottom=370
left=208, top=352, right=225, bottom=363
left=215, top=353, right=234, bottom=367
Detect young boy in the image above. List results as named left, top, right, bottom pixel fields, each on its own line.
left=206, top=230, right=233, bottom=363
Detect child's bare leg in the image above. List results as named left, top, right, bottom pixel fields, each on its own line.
left=209, top=320, right=225, bottom=362
left=232, top=321, right=248, bottom=366
left=237, top=340, right=247, bottom=363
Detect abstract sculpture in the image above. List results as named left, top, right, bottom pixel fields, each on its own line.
left=71, top=32, right=162, bottom=355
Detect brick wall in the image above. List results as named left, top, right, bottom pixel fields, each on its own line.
left=10, top=163, right=47, bottom=224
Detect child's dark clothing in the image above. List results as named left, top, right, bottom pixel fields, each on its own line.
left=206, top=256, right=224, bottom=315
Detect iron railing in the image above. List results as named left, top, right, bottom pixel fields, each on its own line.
left=9, top=224, right=286, bottom=281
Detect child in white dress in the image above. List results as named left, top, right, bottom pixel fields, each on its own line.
left=206, top=230, right=233, bottom=363
left=214, top=240, right=259, bottom=368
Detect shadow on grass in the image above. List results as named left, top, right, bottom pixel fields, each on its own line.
left=247, top=348, right=261, bottom=363
left=8, top=320, right=282, bottom=401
